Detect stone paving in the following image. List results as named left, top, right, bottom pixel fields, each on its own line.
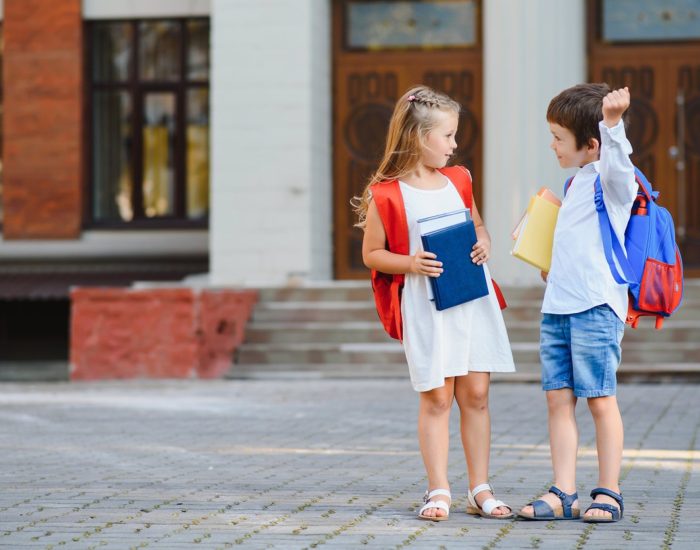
left=1, top=379, right=699, bottom=549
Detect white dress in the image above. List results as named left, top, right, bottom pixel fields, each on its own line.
left=399, top=177, right=516, bottom=392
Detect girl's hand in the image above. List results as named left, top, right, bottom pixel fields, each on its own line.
left=470, top=239, right=490, bottom=265
left=411, top=251, right=443, bottom=277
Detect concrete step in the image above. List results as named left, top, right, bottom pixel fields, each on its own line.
left=243, top=320, right=700, bottom=344
left=236, top=340, right=700, bottom=365
left=255, top=280, right=700, bottom=303
left=251, top=299, right=700, bottom=323
left=227, top=361, right=700, bottom=383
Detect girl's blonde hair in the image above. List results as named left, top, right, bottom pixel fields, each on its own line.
left=351, top=85, right=461, bottom=229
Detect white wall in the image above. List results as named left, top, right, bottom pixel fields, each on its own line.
left=83, top=0, right=209, bottom=19
left=483, top=0, right=585, bottom=285
left=210, top=0, right=332, bottom=286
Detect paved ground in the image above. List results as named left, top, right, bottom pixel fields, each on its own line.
left=1, top=379, right=699, bottom=549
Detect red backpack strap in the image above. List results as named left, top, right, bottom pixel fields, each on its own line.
left=439, top=165, right=473, bottom=210
left=370, top=180, right=408, bottom=340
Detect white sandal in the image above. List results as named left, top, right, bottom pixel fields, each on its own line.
left=418, top=488, right=451, bottom=521
left=466, top=483, right=513, bottom=519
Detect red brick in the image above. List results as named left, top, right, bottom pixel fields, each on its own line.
left=70, top=288, right=258, bottom=380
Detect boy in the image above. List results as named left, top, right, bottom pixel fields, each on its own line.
left=518, top=84, right=636, bottom=523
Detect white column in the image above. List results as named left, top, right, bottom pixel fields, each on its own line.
left=210, top=0, right=332, bottom=286
left=483, top=0, right=585, bottom=285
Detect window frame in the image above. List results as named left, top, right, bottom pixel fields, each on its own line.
left=84, top=17, right=210, bottom=229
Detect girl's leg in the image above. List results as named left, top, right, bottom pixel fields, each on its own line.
left=417, top=377, right=455, bottom=518
left=519, top=388, right=579, bottom=514
left=454, top=372, right=509, bottom=515
left=584, top=395, right=623, bottom=520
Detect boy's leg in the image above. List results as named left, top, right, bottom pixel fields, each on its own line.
left=569, top=305, right=625, bottom=520
left=417, top=377, right=455, bottom=518
left=519, top=388, right=579, bottom=515
left=454, top=372, right=510, bottom=515
left=520, top=313, right=579, bottom=516
left=584, top=395, right=623, bottom=520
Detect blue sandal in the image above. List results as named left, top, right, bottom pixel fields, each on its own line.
left=517, top=486, right=580, bottom=521
left=583, top=487, right=623, bottom=523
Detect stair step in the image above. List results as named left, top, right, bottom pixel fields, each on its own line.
left=254, top=280, right=700, bottom=303
left=226, top=362, right=700, bottom=383
left=251, top=299, right=700, bottom=322
left=236, top=341, right=700, bottom=365
left=242, top=320, right=700, bottom=344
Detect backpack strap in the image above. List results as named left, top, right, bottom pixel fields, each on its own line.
left=563, top=176, right=574, bottom=196
left=439, top=165, right=473, bottom=209
left=593, top=175, right=637, bottom=285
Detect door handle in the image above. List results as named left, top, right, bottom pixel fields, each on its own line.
left=675, top=91, right=686, bottom=241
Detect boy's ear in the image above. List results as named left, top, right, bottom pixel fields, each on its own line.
left=587, top=137, right=600, bottom=154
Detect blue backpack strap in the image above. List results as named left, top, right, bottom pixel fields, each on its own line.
left=563, top=176, right=574, bottom=197
left=594, top=175, right=637, bottom=285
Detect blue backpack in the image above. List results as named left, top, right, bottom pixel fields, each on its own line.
left=564, top=167, right=683, bottom=329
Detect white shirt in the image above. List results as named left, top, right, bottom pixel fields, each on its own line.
left=542, top=120, right=637, bottom=322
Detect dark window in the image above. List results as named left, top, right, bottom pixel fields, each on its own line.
left=87, top=19, right=210, bottom=227
left=0, top=26, right=4, bottom=226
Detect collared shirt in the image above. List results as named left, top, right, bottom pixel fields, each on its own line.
left=542, top=120, right=638, bottom=322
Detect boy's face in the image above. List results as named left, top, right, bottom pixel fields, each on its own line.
left=549, top=122, right=597, bottom=168
left=422, top=110, right=459, bottom=169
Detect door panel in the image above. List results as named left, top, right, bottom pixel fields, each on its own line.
left=589, top=1, right=700, bottom=273
left=333, top=2, right=483, bottom=280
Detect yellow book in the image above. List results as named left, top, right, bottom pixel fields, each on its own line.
left=511, top=188, right=561, bottom=272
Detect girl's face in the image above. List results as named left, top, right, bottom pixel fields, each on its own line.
left=549, top=122, right=598, bottom=168
left=421, top=110, right=459, bottom=169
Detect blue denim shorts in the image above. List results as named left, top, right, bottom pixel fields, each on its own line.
left=540, top=305, right=625, bottom=398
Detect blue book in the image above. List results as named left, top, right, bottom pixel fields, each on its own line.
left=420, top=220, right=489, bottom=311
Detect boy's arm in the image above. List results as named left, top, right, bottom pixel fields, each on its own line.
left=599, top=87, right=637, bottom=207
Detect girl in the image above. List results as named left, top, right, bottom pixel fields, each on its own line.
left=353, top=85, right=516, bottom=521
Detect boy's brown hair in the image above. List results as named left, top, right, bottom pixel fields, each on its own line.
left=547, top=83, right=625, bottom=150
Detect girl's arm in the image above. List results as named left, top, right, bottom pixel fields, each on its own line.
left=470, top=201, right=491, bottom=265
left=362, top=200, right=443, bottom=277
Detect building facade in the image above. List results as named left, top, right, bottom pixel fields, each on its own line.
left=1, top=0, right=699, bottom=360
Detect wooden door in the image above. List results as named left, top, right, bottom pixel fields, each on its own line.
left=588, top=1, right=700, bottom=274
left=333, top=0, right=482, bottom=279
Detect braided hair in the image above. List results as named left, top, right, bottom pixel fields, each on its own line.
left=352, top=85, right=461, bottom=229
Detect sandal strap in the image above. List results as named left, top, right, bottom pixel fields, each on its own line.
left=424, top=488, right=451, bottom=502
left=531, top=498, right=555, bottom=518
left=548, top=486, right=579, bottom=518
left=585, top=502, right=621, bottom=520
left=419, top=499, right=450, bottom=516
left=470, top=483, right=493, bottom=498
left=480, top=497, right=509, bottom=515
left=589, top=487, right=623, bottom=515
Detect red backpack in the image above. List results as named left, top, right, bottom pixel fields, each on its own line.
left=370, top=165, right=506, bottom=341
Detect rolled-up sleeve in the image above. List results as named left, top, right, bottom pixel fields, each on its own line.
left=599, top=120, right=637, bottom=209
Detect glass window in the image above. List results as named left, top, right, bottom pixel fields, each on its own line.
left=186, top=89, right=209, bottom=220
left=603, top=0, right=700, bottom=42
left=0, top=26, right=4, bottom=225
left=346, top=0, right=477, bottom=50
left=143, top=93, right=176, bottom=218
left=92, top=22, right=132, bottom=82
left=93, top=91, right=132, bottom=222
left=139, top=21, right=181, bottom=81
left=187, top=20, right=210, bottom=80
left=89, top=19, right=209, bottom=226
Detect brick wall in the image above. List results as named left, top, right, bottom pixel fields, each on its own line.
left=3, top=0, right=83, bottom=239
left=70, top=287, right=257, bottom=380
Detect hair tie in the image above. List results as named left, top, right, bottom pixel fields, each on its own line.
left=407, top=95, right=416, bottom=103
